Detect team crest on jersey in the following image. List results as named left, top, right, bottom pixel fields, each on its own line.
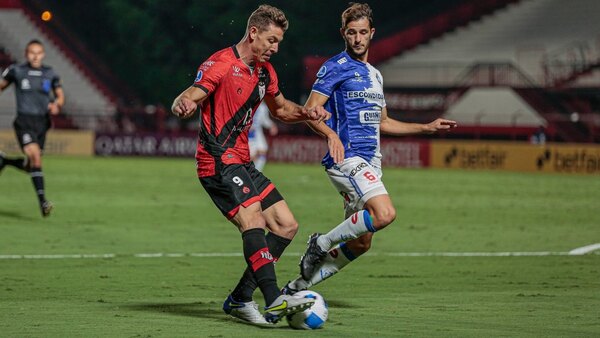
left=21, top=79, right=31, bottom=90
left=317, top=65, right=327, bottom=78
left=257, top=68, right=267, bottom=99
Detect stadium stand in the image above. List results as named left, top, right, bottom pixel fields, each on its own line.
left=372, top=0, right=600, bottom=142
left=379, top=0, right=600, bottom=85
left=0, top=1, right=116, bottom=129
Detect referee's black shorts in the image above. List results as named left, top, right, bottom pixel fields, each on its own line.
left=13, top=114, right=51, bottom=150
left=199, top=162, right=284, bottom=219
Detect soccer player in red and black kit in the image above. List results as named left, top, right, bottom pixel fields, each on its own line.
left=171, top=5, right=330, bottom=325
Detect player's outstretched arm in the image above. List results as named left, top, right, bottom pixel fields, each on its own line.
left=380, top=107, right=457, bottom=136
left=304, top=91, right=344, bottom=164
left=171, top=86, right=207, bottom=119
left=264, top=93, right=330, bottom=123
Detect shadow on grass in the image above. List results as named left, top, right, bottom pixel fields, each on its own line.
left=325, top=299, right=358, bottom=308
left=0, top=209, right=36, bottom=221
left=124, top=301, right=290, bottom=329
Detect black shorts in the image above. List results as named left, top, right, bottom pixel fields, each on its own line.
left=13, top=114, right=51, bottom=150
left=199, top=162, right=284, bottom=219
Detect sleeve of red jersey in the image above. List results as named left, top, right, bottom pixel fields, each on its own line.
left=192, top=58, right=227, bottom=94
left=265, top=63, right=281, bottom=97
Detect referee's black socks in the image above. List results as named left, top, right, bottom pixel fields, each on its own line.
left=29, top=167, right=46, bottom=204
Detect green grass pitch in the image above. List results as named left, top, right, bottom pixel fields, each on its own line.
left=1, top=156, right=599, bottom=337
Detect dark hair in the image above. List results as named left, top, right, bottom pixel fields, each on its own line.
left=341, top=2, right=373, bottom=29
left=26, top=39, right=44, bottom=49
left=247, top=4, right=289, bottom=32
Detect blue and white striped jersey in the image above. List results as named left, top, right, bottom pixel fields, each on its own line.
left=312, top=51, right=386, bottom=169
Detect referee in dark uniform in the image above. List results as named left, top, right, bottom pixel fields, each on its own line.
left=0, top=39, right=65, bottom=217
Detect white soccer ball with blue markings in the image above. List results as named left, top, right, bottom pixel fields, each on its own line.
left=286, top=290, right=328, bottom=330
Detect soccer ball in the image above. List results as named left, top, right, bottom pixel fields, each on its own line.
left=286, top=290, right=328, bottom=330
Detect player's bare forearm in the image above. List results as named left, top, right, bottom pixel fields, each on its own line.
left=306, top=119, right=345, bottom=164
left=270, top=99, right=305, bottom=122
left=381, top=118, right=457, bottom=136
left=306, top=119, right=333, bottom=139
left=267, top=94, right=330, bottom=123
left=172, top=86, right=206, bottom=119
left=380, top=118, right=426, bottom=136
left=48, top=87, right=65, bottom=115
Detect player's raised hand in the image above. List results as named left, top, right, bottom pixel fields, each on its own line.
left=304, top=106, right=331, bottom=123
left=424, top=118, right=457, bottom=133
left=173, top=97, right=197, bottom=119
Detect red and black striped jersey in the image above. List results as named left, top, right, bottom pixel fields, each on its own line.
left=193, top=46, right=280, bottom=177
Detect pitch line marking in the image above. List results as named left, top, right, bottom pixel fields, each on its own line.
left=1, top=248, right=599, bottom=260
left=568, top=243, right=600, bottom=255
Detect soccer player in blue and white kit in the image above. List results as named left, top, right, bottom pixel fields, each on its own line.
left=284, top=3, right=457, bottom=292
left=249, top=102, right=278, bottom=172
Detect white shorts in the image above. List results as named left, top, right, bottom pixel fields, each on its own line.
left=249, top=132, right=268, bottom=158
left=326, top=156, right=388, bottom=216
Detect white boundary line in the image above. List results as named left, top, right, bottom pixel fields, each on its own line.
left=1, top=247, right=599, bottom=260
left=569, top=243, right=600, bottom=255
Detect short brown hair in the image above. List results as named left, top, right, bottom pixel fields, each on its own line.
left=247, top=4, right=289, bottom=32
left=341, top=2, right=373, bottom=29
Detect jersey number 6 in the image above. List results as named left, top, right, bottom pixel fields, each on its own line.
left=363, top=171, right=377, bottom=182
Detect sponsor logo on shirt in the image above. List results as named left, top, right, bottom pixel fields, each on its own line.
left=352, top=72, right=365, bottom=82
left=337, top=57, right=347, bottom=65
left=28, top=70, right=42, bottom=76
left=347, top=91, right=384, bottom=100
left=232, top=66, right=243, bottom=77
left=200, top=60, right=215, bottom=71
left=359, top=110, right=381, bottom=124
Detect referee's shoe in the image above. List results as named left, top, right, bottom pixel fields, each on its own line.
left=41, top=201, right=53, bottom=217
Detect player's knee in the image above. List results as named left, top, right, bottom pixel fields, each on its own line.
left=280, top=218, right=299, bottom=238
left=372, top=207, right=396, bottom=229
left=267, top=216, right=298, bottom=239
